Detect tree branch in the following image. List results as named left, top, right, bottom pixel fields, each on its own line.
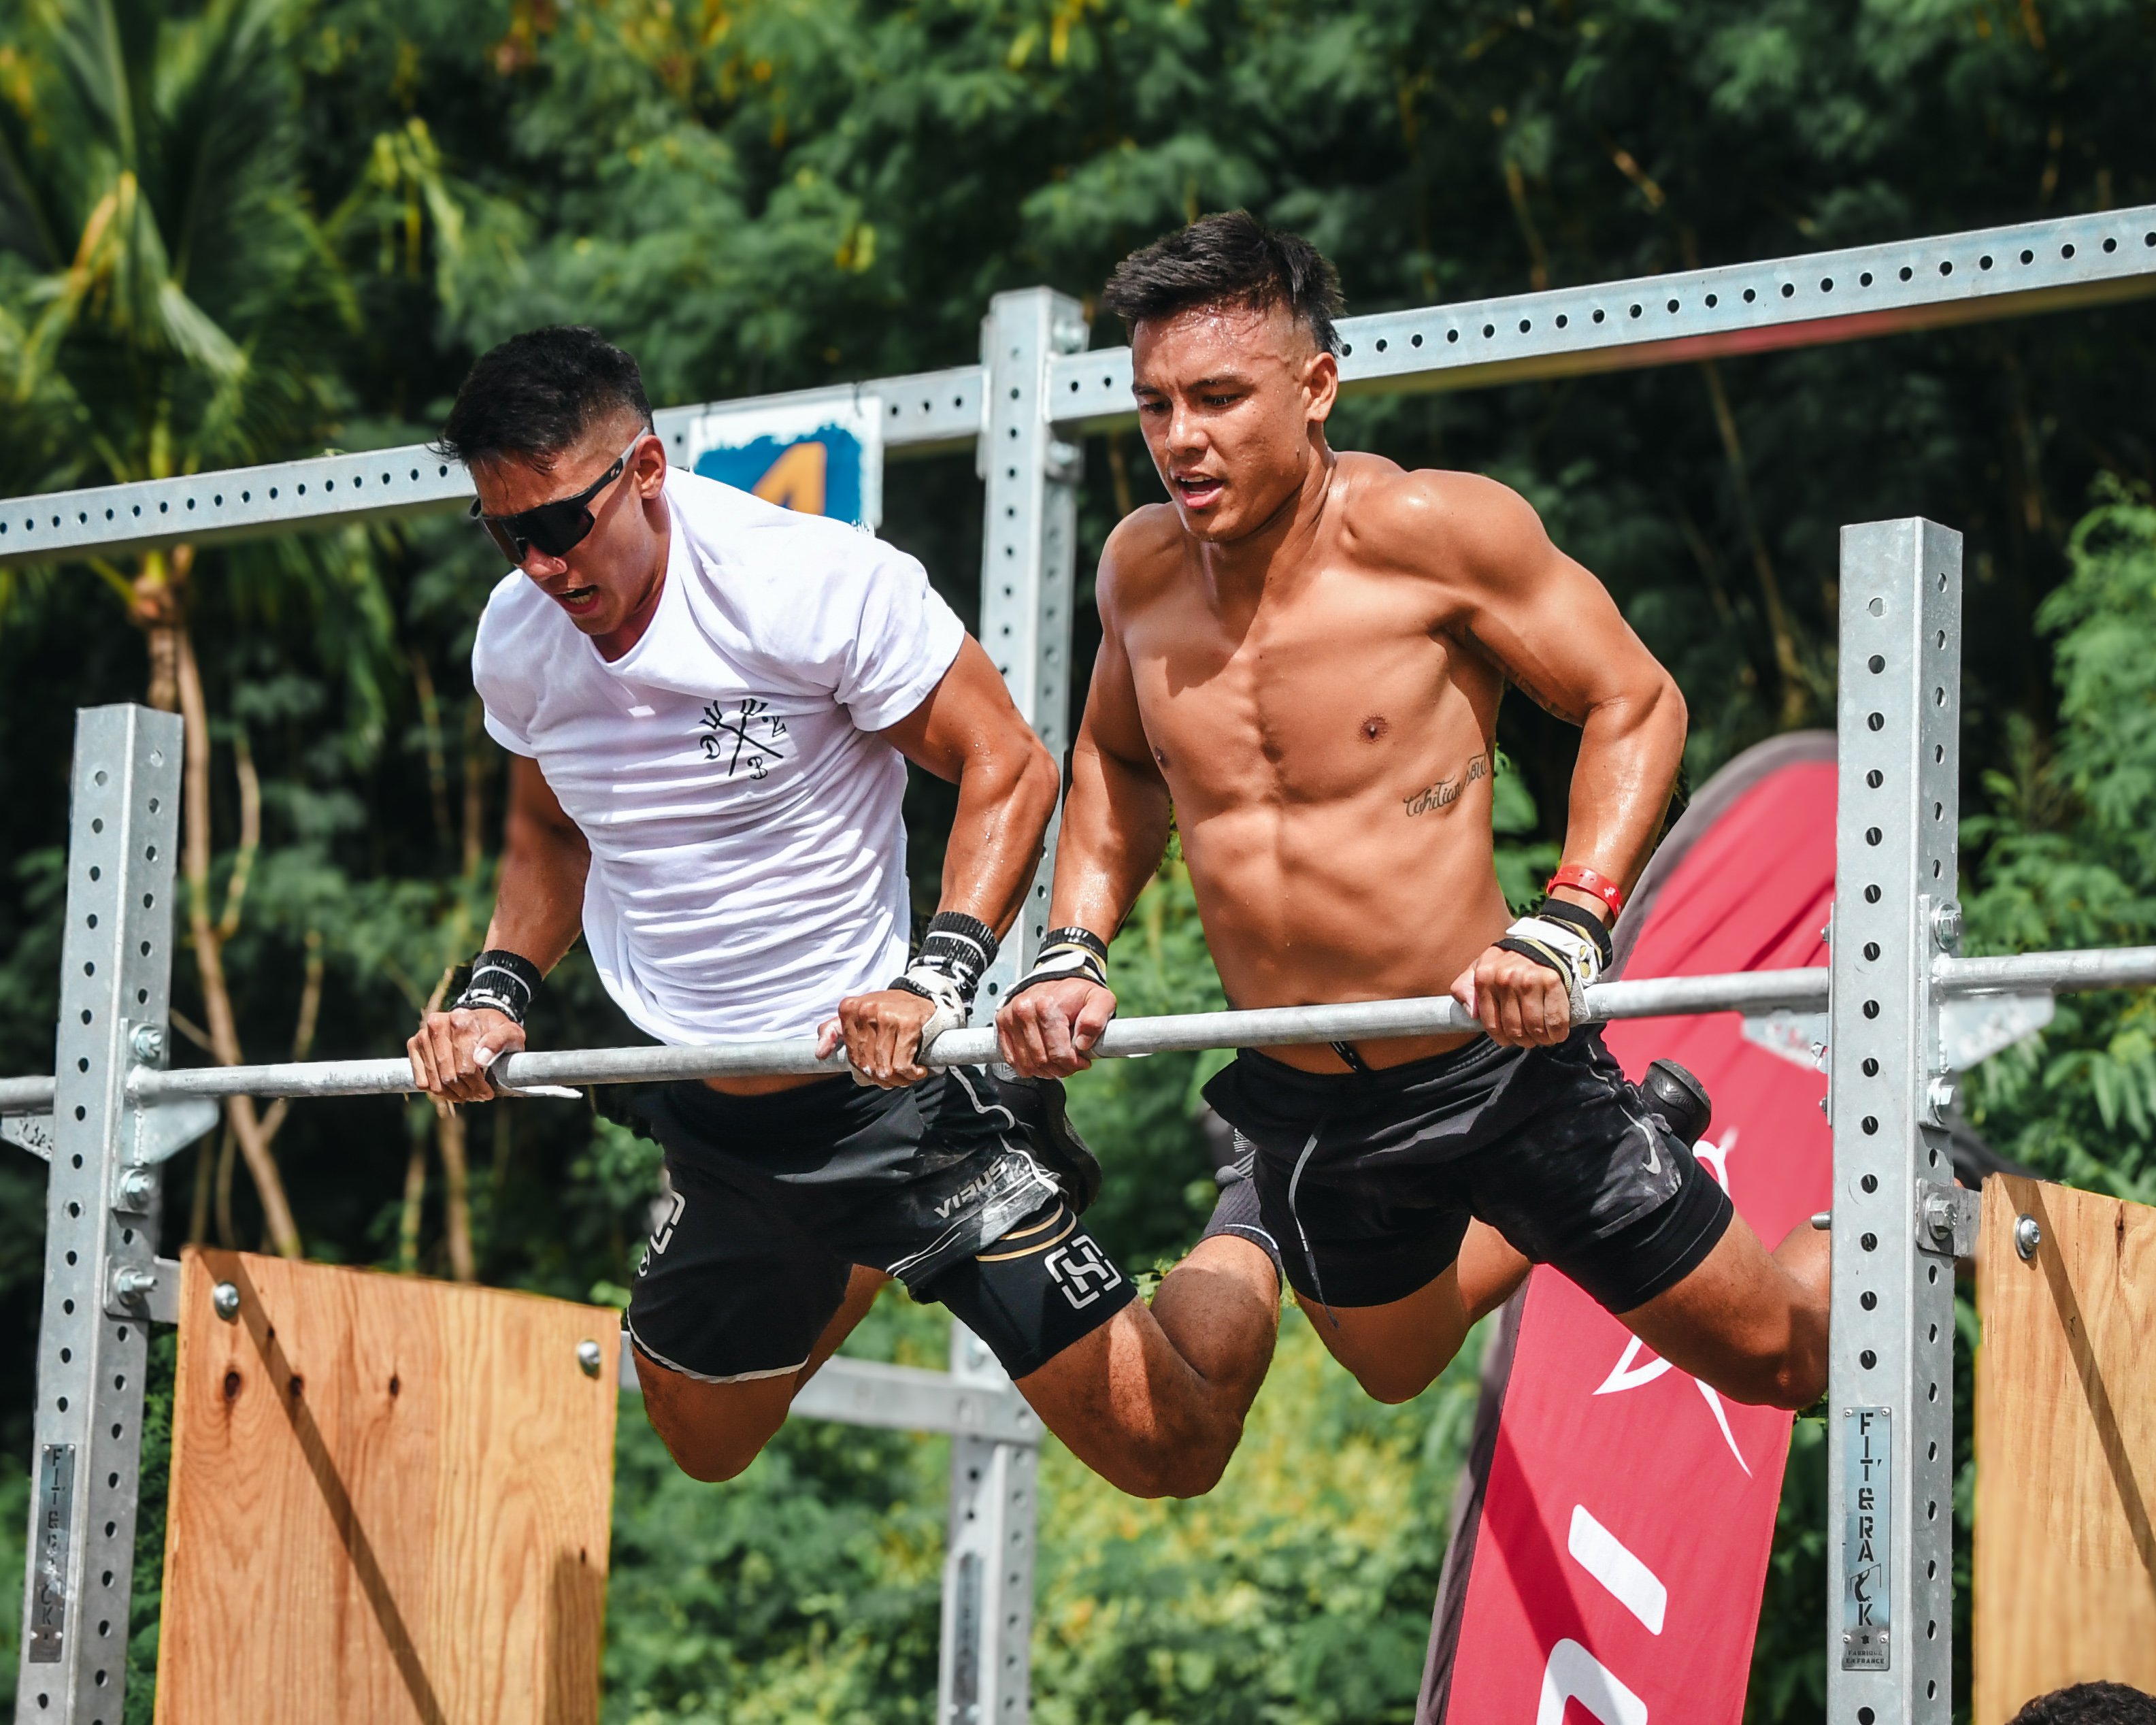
left=1697, top=358, right=1809, bottom=727
left=461, top=699, right=492, bottom=879
left=411, top=646, right=453, bottom=859
left=178, top=626, right=303, bottom=1259
left=216, top=727, right=259, bottom=941
left=258, top=932, right=324, bottom=1145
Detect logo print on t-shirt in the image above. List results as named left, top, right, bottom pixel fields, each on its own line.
left=1044, top=1236, right=1123, bottom=1310
left=699, top=697, right=790, bottom=781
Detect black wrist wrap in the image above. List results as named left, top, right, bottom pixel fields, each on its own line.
left=457, top=949, right=543, bottom=1025
left=1537, top=897, right=1614, bottom=968
left=894, top=910, right=999, bottom=1007
left=1007, top=926, right=1112, bottom=1001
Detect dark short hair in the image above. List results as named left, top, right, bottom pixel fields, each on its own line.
left=436, top=326, right=653, bottom=470
left=2010, top=1683, right=2156, bottom=1724
left=1101, top=212, right=1345, bottom=356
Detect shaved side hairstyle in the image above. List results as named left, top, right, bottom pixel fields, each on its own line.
left=1101, top=211, right=1345, bottom=357
left=437, top=325, right=654, bottom=472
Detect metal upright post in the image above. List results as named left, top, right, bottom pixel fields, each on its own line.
left=935, top=1325, right=1041, bottom=1725
left=17, top=706, right=183, bottom=1725
left=974, top=284, right=1089, bottom=1005
left=932, top=286, right=1088, bottom=1725
left=1825, top=521, right=1970, bottom=1725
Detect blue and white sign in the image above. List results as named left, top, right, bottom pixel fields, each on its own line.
left=682, top=395, right=884, bottom=529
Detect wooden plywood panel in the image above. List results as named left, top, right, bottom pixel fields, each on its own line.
left=155, top=1249, right=620, bottom=1725
left=1976, top=1174, right=2156, bottom=1722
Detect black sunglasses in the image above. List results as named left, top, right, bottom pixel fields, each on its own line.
left=469, top=436, right=647, bottom=563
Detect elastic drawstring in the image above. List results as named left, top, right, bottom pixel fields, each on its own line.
left=1285, top=1116, right=1338, bottom=1328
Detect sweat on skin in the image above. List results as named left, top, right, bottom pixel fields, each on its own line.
left=405, top=393, right=1281, bottom=1500
left=998, top=282, right=1829, bottom=1416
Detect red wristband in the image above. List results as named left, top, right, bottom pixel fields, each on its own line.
left=1547, top=864, right=1625, bottom=915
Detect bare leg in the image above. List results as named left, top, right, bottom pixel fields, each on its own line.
left=1302, top=1212, right=1827, bottom=1411
left=1013, top=1234, right=1281, bottom=1498
left=1291, top=1219, right=1530, bottom=1404
left=637, top=1264, right=891, bottom=1481
left=1458, top=1218, right=1533, bottom=1324
left=1619, top=1213, right=1829, bottom=1409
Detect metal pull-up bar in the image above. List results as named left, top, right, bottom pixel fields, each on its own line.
left=4, top=953, right=2155, bottom=1118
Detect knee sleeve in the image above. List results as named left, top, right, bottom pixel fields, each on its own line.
left=1201, top=1137, right=1284, bottom=1289
left=923, top=1200, right=1138, bottom=1381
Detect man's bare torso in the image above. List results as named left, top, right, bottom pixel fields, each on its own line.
left=1105, top=452, right=1516, bottom=1062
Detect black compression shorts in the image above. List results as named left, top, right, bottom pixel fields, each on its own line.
left=1201, top=1028, right=1732, bottom=1315
left=624, top=1069, right=1135, bottom=1384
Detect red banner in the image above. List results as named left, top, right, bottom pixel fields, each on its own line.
left=1421, top=733, right=1837, bottom=1724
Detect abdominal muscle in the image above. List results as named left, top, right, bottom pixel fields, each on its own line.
left=1178, top=785, right=1514, bottom=1073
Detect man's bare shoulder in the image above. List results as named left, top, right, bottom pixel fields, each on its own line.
left=1097, top=502, right=1189, bottom=621
left=1333, top=455, right=1548, bottom=586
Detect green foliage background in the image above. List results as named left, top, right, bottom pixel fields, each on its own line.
left=1, top=0, right=2154, bottom=1719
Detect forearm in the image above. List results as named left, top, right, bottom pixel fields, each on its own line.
left=1556, top=677, right=1687, bottom=913
left=938, top=736, right=1061, bottom=940
left=1047, top=741, right=1174, bottom=938
left=482, top=817, right=591, bottom=974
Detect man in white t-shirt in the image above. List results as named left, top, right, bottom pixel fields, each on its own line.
left=405, top=326, right=1282, bottom=1495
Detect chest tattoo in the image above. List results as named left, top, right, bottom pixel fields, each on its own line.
left=1403, top=752, right=1488, bottom=818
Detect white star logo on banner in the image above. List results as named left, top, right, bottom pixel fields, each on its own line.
left=1590, top=1130, right=1752, bottom=1476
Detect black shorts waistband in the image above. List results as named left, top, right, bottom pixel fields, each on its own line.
left=1235, top=1034, right=1510, bottom=1089
left=650, top=1071, right=863, bottom=1128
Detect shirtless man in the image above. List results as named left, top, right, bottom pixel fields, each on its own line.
left=405, top=325, right=1277, bottom=1496
left=997, top=214, right=1828, bottom=1411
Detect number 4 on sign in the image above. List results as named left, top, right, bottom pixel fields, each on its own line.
left=752, top=440, right=828, bottom=515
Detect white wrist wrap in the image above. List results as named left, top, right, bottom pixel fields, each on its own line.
left=898, top=966, right=970, bottom=1038
left=850, top=966, right=968, bottom=1084
left=1497, top=914, right=1606, bottom=1021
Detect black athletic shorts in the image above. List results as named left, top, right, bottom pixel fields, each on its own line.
left=1201, top=1027, right=1732, bottom=1315
left=625, top=1067, right=1136, bottom=1385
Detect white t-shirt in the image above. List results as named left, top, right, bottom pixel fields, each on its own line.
left=472, top=470, right=965, bottom=1044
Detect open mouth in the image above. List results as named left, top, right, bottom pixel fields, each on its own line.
left=554, top=585, right=601, bottom=614
left=1173, top=474, right=1225, bottom=508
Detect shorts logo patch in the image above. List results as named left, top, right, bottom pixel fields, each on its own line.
left=933, top=1156, right=1024, bottom=1220
left=645, top=1189, right=686, bottom=1269
left=1044, top=1235, right=1123, bottom=1310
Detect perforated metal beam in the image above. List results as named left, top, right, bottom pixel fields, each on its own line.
left=9, top=207, right=2153, bottom=571
left=652, top=365, right=984, bottom=465
left=972, top=287, right=1089, bottom=1015
left=1048, top=204, right=2156, bottom=429
left=936, top=1326, right=1038, bottom=1725
left=15, top=707, right=182, bottom=1725
left=1824, top=520, right=1965, bottom=1724
left=0, top=365, right=981, bottom=571
left=620, top=1349, right=1041, bottom=1445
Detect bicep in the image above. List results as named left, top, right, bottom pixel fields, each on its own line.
left=1074, top=613, right=1161, bottom=783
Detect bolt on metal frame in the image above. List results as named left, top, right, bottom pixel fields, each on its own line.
left=7, top=206, right=2156, bottom=1725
